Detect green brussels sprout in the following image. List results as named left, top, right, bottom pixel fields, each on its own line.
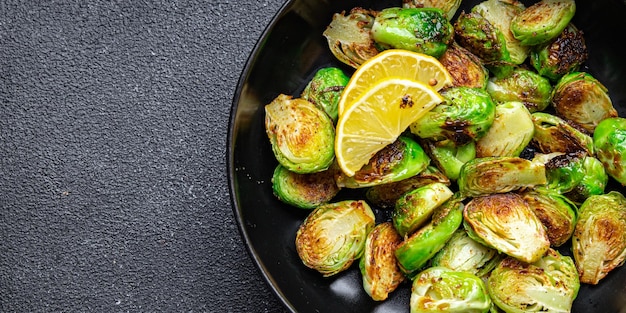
left=530, top=23, right=588, bottom=82
left=572, top=191, right=626, bottom=285
left=271, top=164, right=340, bottom=209
left=593, top=117, right=626, bottom=185
left=336, top=136, right=431, bottom=188
left=485, top=67, right=553, bottom=112
left=453, top=11, right=511, bottom=64
left=410, top=266, right=492, bottom=313
left=301, top=67, right=350, bottom=123
left=520, top=188, right=578, bottom=247
left=366, top=166, right=451, bottom=209
left=323, top=7, right=381, bottom=69
left=463, top=193, right=551, bottom=263
left=530, top=111, right=594, bottom=155
left=551, top=72, right=618, bottom=134
left=393, top=182, right=455, bottom=237
left=439, top=42, right=490, bottom=89
left=395, top=195, right=464, bottom=277
left=295, top=200, right=376, bottom=277
left=265, top=94, right=335, bottom=174
left=430, top=228, right=502, bottom=277
left=488, top=249, right=580, bottom=313
left=410, top=87, right=496, bottom=146
left=402, top=0, right=462, bottom=21
left=533, top=152, right=585, bottom=194
left=510, top=0, right=576, bottom=46
left=457, top=156, right=547, bottom=197
left=359, top=222, right=406, bottom=301
left=371, top=7, right=454, bottom=58
left=423, top=139, right=476, bottom=181
left=475, top=101, right=534, bottom=158
left=563, top=155, right=608, bottom=203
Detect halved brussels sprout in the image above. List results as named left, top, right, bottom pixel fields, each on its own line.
left=593, top=117, right=626, bottom=185
left=530, top=23, right=587, bottom=82
left=359, top=222, right=406, bottom=301
left=336, top=136, right=431, bottom=188
left=439, top=42, right=490, bottom=89
left=457, top=156, right=547, bottom=197
left=488, top=248, right=580, bottom=313
left=366, top=166, right=450, bottom=209
left=564, top=155, right=608, bottom=203
left=323, top=8, right=381, bottom=69
left=485, top=67, right=552, bottom=112
left=265, top=94, right=335, bottom=173
left=395, top=195, right=464, bottom=277
left=410, top=87, right=496, bottom=146
left=410, top=266, right=492, bottom=313
left=533, top=151, right=585, bottom=194
left=551, top=71, right=618, bottom=134
left=510, top=0, right=576, bottom=46
left=463, top=192, right=550, bottom=263
left=393, top=182, right=454, bottom=237
left=453, top=11, right=510, bottom=64
left=531, top=111, right=594, bottom=155
left=295, top=200, right=376, bottom=277
left=301, top=67, right=350, bottom=123
left=271, top=164, right=340, bottom=209
left=402, top=0, right=462, bottom=21
left=371, top=7, right=454, bottom=58
left=475, top=101, right=534, bottom=158
left=572, top=191, right=626, bottom=285
left=520, top=188, right=578, bottom=247
left=423, top=139, right=476, bottom=181
left=430, top=228, right=501, bottom=277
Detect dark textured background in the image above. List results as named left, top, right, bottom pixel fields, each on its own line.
left=0, top=1, right=290, bottom=312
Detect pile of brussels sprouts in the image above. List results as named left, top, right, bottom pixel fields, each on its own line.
left=264, top=0, right=626, bottom=311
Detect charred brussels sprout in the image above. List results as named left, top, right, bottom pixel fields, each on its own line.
left=402, top=0, right=462, bottom=21
left=534, top=152, right=586, bottom=194
left=410, top=267, right=492, bottom=313
left=271, top=164, right=340, bottom=209
left=336, top=136, right=430, bottom=188
left=510, top=0, right=576, bottom=46
left=439, top=42, right=490, bottom=89
left=323, top=8, right=381, bottom=69
left=463, top=193, right=551, bottom=263
left=453, top=11, right=510, bottom=64
left=301, top=67, right=350, bottom=123
left=551, top=72, right=618, bottom=134
left=520, top=188, right=578, bottom=247
left=295, top=200, right=375, bottom=277
left=359, top=222, right=405, bottom=301
left=593, top=117, right=626, bottom=185
left=475, top=101, right=534, bottom=158
left=265, top=94, right=335, bottom=173
left=458, top=156, right=547, bottom=197
left=564, top=155, right=608, bottom=203
left=430, top=228, right=501, bottom=277
left=572, top=191, right=626, bottom=285
left=393, top=182, right=454, bottom=237
left=531, top=23, right=587, bottom=82
left=488, top=249, right=580, bottom=313
left=531, top=112, right=594, bottom=155
left=410, top=87, right=496, bottom=146
left=424, top=140, right=476, bottom=181
left=371, top=7, right=453, bottom=58
left=485, top=67, right=552, bottom=112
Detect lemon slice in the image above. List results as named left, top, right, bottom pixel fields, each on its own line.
left=338, top=49, right=452, bottom=116
left=335, top=77, right=444, bottom=176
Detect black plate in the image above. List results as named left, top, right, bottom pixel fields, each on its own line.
left=229, top=0, right=626, bottom=312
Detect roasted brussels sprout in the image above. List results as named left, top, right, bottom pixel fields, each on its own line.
left=393, top=182, right=454, bottom=237
left=410, top=266, right=492, bottom=313
left=336, top=136, right=430, bottom=188
left=439, top=42, right=490, bottom=89
left=323, top=7, right=381, bottom=69
left=359, top=222, right=405, bottom=301
left=402, top=0, right=462, bottom=21
left=572, top=191, right=626, bottom=285
left=530, top=23, right=587, bottom=82
left=410, top=87, right=496, bottom=146
left=295, top=200, right=376, bottom=277
left=510, top=0, right=576, bottom=46
left=485, top=67, right=552, bottom=112
left=475, top=101, right=534, bottom=158
left=463, top=193, right=551, bottom=263
left=371, top=7, right=454, bottom=58
left=430, top=228, right=501, bottom=277
left=563, top=155, right=608, bottom=203
left=533, top=151, right=586, bottom=194
left=271, top=164, right=340, bottom=209
left=453, top=11, right=510, bottom=64
left=488, top=249, right=580, bottom=313
left=593, top=117, right=626, bottom=185
left=423, top=140, right=476, bottom=181
left=520, top=188, right=578, bottom=247
left=395, top=195, right=464, bottom=277
left=265, top=94, right=335, bottom=174
left=531, top=111, right=594, bottom=155
left=551, top=71, right=618, bottom=134
left=457, top=156, right=547, bottom=197
left=301, top=67, right=350, bottom=123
